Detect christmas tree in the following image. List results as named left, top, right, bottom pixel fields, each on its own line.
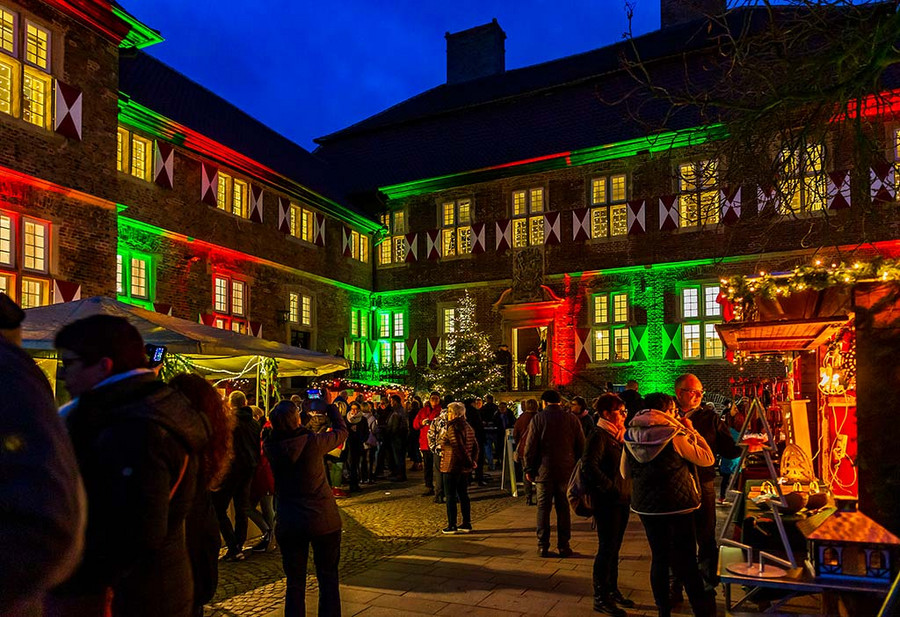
left=427, top=291, right=505, bottom=400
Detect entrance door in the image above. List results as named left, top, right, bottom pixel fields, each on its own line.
left=512, top=326, right=546, bottom=391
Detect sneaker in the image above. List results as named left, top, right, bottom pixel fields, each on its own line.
left=716, top=498, right=728, bottom=506
left=441, top=526, right=458, bottom=534
left=332, top=487, right=348, bottom=498
left=457, top=523, right=472, bottom=533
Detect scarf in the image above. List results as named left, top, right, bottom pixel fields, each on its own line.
left=596, top=416, right=624, bottom=442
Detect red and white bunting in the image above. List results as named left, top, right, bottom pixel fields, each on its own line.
left=200, top=163, right=219, bottom=206
left=471, top=222, right=486, bottom=254
left=720, top=187, right=742, bottom=225
left=277, top=197, right=291, bottom=233
left=153, top=141, right=174, bottom=189
left=314, top=213, right=326, bottom=246
left=658, top=195, right=679, bottom=231
left=827, top=170, right=851, bottom=210
left=495, top=219, right=511, bottom=253
left=426, top=229, right=441, bottom=260
left=757, top=186, right=778, bottom=213
left=249, top=185, right=264, bottom=223
left=248, top=321, right=263, bottom=338
left=572, top=208, right=590, bottom=242
left=199, top=313, right=217, bottom=327
left=406, top=339, right=418, bottom=367
left=52, top=280, right=81, bottom=304
left=54, top=81, right=82, bottom=141
left=342, top=226, right=352, bottom=256
left=870, top=163, right=898, bottom=204
left=543, top=211, right=561, bottom=245
left=153, top=303, right=173, bottom=316
left=627, top=200, right=646, bottom=235
left=427, top=337, right=442, bottom=366
left=575, top=328, right=592, bottom=366
left=405, top=232, right=418, bottom=262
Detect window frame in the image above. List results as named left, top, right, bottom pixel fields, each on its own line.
left=378, top=209, right=408, bottom=267
left=215, top=171, right=250, bottom=219
left=438, top=198, right=473, bottom=259
left=211, top=273, right=250, bottom=329
left=591, top=292, right=630, bottom=363
left=511, top=187, right=546, bottom=248
left=677, top=159, right=720, bottom=228
left=680, top=283, right=724, bottom=360
left=376, top=309, right=406, bottom=366
left=0, top=7, right=55, bottom=130
left=777, top=141, right=827, bottom=215
left=589, top=173, right=629, bottom=240
left=0, top=210, right=51, bottom=307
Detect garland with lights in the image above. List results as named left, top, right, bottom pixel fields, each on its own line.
left=309, top=376, right=413, bottom=398
left=721, top=257, right=900, bottom=305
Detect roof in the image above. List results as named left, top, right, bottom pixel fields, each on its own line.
left=314, top=5, right=900, bottom=199
left=118, top=51, right=361, bottom=218
left=805, top=510, right=900, bottom=546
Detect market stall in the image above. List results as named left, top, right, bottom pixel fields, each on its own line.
left=714, top=260, right=900, bottom=615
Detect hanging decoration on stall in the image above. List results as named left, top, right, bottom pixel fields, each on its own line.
left=721, top=257, right=900, bottom=304
left=820, top=321, right=856, bottom=395
left=310, top=377, right=413, bottom=398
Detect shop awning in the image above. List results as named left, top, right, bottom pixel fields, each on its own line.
left=21, top=296, right=349, bottom=377
left=716, top=316, right=849, bottom=354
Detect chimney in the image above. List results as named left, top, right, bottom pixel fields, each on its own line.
left=445, top=19, right=506, bottom=85
left=660, top=0, right=726, bottom=28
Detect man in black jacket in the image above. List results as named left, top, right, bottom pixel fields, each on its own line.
left=675, top=373, right=741, bottom=588
left=524, top=390, right=585, bottom=558
left=51, top=315, right=210, bottom=617
left=213, top=390, right=261, bottom=561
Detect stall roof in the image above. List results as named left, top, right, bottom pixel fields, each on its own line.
left=22, top=296, right=348, bottom=377
left=716, top=316, right=849, bottom=354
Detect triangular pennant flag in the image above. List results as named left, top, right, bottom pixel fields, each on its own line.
left=200, top=163, right=219, bottom=206
left=249, top=185, right=264, bottom=223
left=249, top=321, right=263, bottom=338
left=200, top=313, right=217, bottom=327
left=54, top=81, right=82, bottom=140
left=153, top=141, right=174, bottom=189
left=543, top=211, right=561, bottom=245
left=153, top=303, right=173, bottom=316
left=757, top=185, right=778, bottom=213
left=315, top=213, right=326, bottom=246
left=572, top=208, right=590, bottom=242
left=826, top=170, right=851, bottom=210
left=658, top=195, right=679, bottom=231
left=53, top=280, right=81, bottom=304
left=277, top=197, right=291, bottom=233
left=720, top=186, right=742, bottom=225
left=406, top=339, right=418, bottom=367
left=627, top=200, right=646, bottom=235
left=496, top=219, right=511, bottom=253
left=342, top=226, right=352, bottom=256
left=405, top=232, right=418, bottom=262
left=426, top=229, right=441, bottom=260
left=870, top=163, right=897, bottom=204
left=574, top=327, right=592, bottom=366
left=471, top=222, right=486, bottom=254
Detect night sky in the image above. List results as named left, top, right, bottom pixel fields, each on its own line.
left=124, top=1, right=661, bottom=151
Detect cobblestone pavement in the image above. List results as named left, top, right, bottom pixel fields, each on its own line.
left=205, top=467, right=517, bottom=616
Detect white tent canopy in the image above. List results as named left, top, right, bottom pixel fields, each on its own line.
left=21, top=296, right=349, bottom=378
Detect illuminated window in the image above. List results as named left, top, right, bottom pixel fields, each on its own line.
left=349, top=229, right=369, bottom=263
left=350, top=308, right=359, bottom=336
left=348, top=307, right=368, bottom=363
left=392, top=312, right=404, bottom=337
left=22, top=218, right=46, bottom=272
left=359, top=310, right=368, bottom=338
left=211, top=274, right=249, bottom=329
left=380, top=340, right=391, bottom=366
left=289, top=292, right=299, bottom=323
left=116, top=254, right=123, bottom=295
left=379, top=312, right=390, bottom=338
left=117, top=127, right=156, bottom=182
left=778, top=142, right=826, bottom=214
left=441, top=307, right=456, bottom=334
left=0, top=11, right=55, bottom=130
left=592, top=293, right=630, bottom=363
left=590, top=174, right=628, bottom=239
left=213, top=276, right=229, bottom=313
left=682, top=284, right=723, bottom=359
left=216, top=172, right=249, bottom=218
left=20, top=276, right=47, bottom=308
left=0, top=212, right=11, bottom=266
left=231, top=280, right=245, bottom=316
left=301, top=294, right=311, bottom=326
left=0, top=272, right=11, bottom=298
left=511, top=188, right=545, bottom=247
left=678, top=160, right=719, bottom=227
left=393, top=341, right=405, bottom=364
left=378, top=210, right=408, bottom=266
left=129, top=256, right=148, bottom=299
left=439, top=198, right=472, bottom=258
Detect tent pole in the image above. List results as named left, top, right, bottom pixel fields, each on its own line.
left=256, top=359, right=262, bottom=413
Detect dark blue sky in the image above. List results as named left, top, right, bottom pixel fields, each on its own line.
left=125, top=1, right=661, bottom=151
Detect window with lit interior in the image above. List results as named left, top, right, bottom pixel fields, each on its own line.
left=0, top=8, right=53, bottom=130
left=511, top=187, right=545, bottom=247
left=678, top=159, right=719, bottom=226
left=211, top=274, right=248, bottom=332
left=590, top=174, right=628, bottom=238
left=592, top=292, right=629, bottom=362
left=778, top=142, right=826, bottom=214
left=0, top=211, right=51, bottom=308
left=117, top=126, right=154, bottom=182
left=439, top=198, right=472, bottom=257
left=378, top=210, right=407, bottom=266
left=681, top=284, right=724, bottom=359
left=216, top=172, right=249, bottom=219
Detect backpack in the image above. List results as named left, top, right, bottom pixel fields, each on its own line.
left=567, top=458, right=593, bottom=517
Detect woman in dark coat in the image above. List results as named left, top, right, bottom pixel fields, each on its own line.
left=264, top=400, right=347, bottom=617
left=583, top=394, right=633, bottom=616
left=439, top=402, right=479, bottom=534
left=169, top=374, right=235, bottom=617
left=345, top=401, right=369, bottom=493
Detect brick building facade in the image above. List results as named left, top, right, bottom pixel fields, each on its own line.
left=3, top=1, right=899, bottom=401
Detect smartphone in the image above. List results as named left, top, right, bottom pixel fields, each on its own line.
left=145, top=344, right=167, bottom=368
left=307, top=389, right=322, bottom=400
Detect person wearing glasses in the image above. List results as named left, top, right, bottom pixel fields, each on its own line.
left=673, top=374, right=741, bottom=597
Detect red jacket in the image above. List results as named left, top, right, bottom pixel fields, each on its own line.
left=413, top=404, right=441, bottom=451
left=525, top=354, right=540, bottom=376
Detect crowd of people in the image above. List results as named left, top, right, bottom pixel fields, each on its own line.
left=0, top=289, right=741, bottom=617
